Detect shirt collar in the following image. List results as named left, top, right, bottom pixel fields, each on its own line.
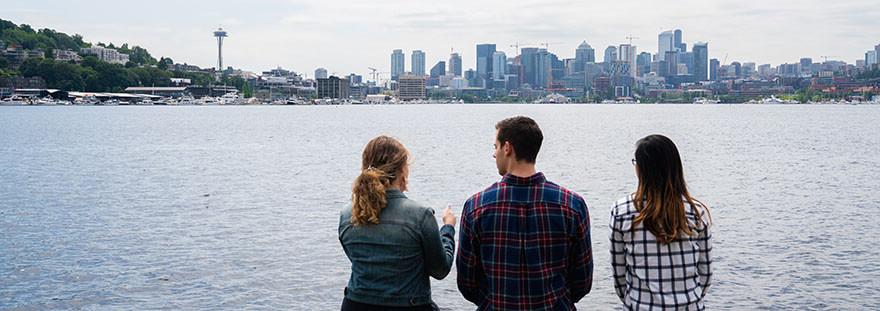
left=501, top=172, right=546, bottom=186
left=385, top=188, right=407, bottom=199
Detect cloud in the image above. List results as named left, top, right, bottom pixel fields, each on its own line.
left=3, top=0, right=878, bottom=76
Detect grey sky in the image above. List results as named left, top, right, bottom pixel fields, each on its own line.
left=5, top=0, right=879, bottom=78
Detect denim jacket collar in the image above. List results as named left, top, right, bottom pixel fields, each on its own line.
left=386, top=189, right=407, bottom=199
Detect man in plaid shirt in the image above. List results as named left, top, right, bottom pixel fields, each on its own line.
left=456, top=116, right=593, bottom=310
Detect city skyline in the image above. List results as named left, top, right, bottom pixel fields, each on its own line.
left=4, top=0, right=880, bottom=78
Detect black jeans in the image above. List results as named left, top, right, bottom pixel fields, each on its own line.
left=341, top=298, right=437, bottom=311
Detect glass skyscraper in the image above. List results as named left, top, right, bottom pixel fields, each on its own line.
left=476, top=44, right=497, bottom=87
left=448, top=53, right=462, bottom=77
left=658, top=31, right=675, bottom=61
left=693, top=42, right=709, bottom=81
left=391, top=49, right=405, bottom=81
left=411, top=50, right=425, bottom=76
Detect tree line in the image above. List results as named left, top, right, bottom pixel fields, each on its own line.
left=1, top=18, right=248, bottom=94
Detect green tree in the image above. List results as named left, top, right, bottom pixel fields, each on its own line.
left=241, top=81, right=252, bottom=98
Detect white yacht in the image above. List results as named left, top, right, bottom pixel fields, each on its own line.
left=693, top=97, right=720, bottom=104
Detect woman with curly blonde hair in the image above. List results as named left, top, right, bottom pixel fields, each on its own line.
left=338, top=136, right=456, bottom=311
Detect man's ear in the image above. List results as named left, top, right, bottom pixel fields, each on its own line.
left=503, top=141, right=513, bottom=157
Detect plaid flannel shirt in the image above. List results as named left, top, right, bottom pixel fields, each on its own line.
left=456, top=172, right=593, bottom=310
left=609, top=195, right=712, bottom=310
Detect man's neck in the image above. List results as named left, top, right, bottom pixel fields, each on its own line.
left=507, top=162, right=537, bottom=178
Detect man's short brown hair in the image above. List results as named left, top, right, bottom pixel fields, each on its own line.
left=495, top=116, right=543, bottom=163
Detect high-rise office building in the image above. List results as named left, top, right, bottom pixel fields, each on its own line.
left=678, top=52, right=694, bottom=75
left=867, top=50, right=878, bottom=66
left=492, top=51, right=507, bottom=81
left=692, top=42, right=709, bottom=82
left=317, top=76, right=350, bottom=99
left=618, top=44, right=637, bottom=77
left=604, top=46, right=618, bottom=63
left=710, top=58, right=720, bottom=81
left=535, top=49, right=552, bottom=89
left=391, top=49, right=405, bottom=81
left=731, top=62, right=742, bottom=78
left=665, top=51, right=679, bottom=77
left=636, top=52, right=652, bottom=76
left=430, top=61, right=446, bottom=77
left=411, top=50, right=425, bottom=76
left=398, top=74, right=426, bottom=100
left=575, top=41, right=596, bottom=73
left=521, top=47, right=540, bottom=86
left=603, top=46, right=618, bottom=72
left=658, top=31, right=675, bottom=61
left=314, top=68, right=328, bottom=79
left=476, top=44, right=496, bottom=86
left=448, top=53, right=462, bottom=77
left=674, top=29, right=685, bottom=52
left=800, top=58, right=813, bottom=74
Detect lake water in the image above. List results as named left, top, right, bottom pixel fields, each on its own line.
left=1, top=104, right=879, bottom=310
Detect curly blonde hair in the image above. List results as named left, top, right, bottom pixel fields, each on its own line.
left=351, top=136, right=408, bottom=225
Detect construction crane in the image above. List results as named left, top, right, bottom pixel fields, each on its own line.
left=819, top=55, right=839, bottom=63
left=367, top=67, right=378, bottom=82
left=625, top=35, right=640, bottom=45
left=539, top=42, right=563, bottom=50
left=509, top=43, right=536, bottom=56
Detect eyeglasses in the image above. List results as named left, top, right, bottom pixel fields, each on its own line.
left=631, top=158, right=637, bottom=165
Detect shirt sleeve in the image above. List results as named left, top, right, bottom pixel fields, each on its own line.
left=567, top=198, right=593, bottom=302
left=697, top=216, right=713, bottom=298
left=456, top=198, right=485, bottom=305
left=610, top=203, right=628, bottom=302
left=420, top=208, right=456, bottom=280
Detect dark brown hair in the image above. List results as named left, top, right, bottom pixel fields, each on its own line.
left=351, top=136, right=408, bottom=225
left=495, top=116, right=543, bottom=163
left=632, top=134, right=710, bottom=244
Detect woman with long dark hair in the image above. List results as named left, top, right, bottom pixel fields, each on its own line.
left=338, top=136, right=456, bottom=311
left=610, top=134, right=713, bottom=310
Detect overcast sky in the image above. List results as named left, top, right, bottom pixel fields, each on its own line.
left=5, top=0, right=879, bottom=78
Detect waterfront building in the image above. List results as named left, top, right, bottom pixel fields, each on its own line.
left=348, top=73, right=363, bottom=85
left=317, top=76, right=350, bottom=99
left=398, top=74, right=426, bottom=100
left=80, top=46, right=129, bottom=64
left=411, top=50, right=426, bottom=76
left=692, top=42, right=709, bottom=82
left=448, top=53, right=462, bottom=77
left=391, top=49, right=405, bottom=81
left=314, top=68, right=328, bottom=79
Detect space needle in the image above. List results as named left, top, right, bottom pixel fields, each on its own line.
left=213, top=27, right=228, bottom=71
